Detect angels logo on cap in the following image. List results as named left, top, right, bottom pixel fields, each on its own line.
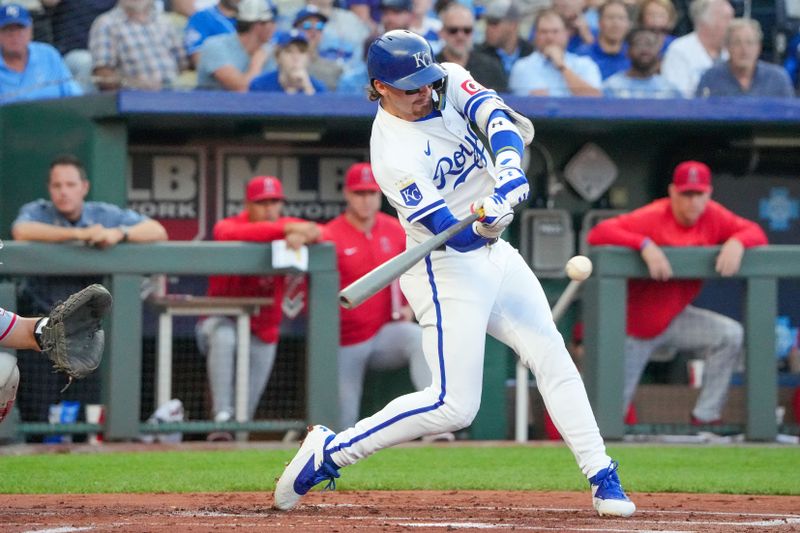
left=246, top=175, right=285, bottom=201
left=345, top=162, right=381, bottom=192
left=672, top=161, right=711, bottom=193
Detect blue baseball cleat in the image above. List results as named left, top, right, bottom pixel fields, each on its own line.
left=589, top=461, right=636, bottom=517
left=274, top=425, right=340, bottom=510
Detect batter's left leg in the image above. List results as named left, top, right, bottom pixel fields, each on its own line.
left=487, top=248, right=610, bottom=476
left=486, top=244, right=634, bottom=517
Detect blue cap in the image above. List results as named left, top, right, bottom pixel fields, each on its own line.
left=293, top=5, right=328, bottom=27
left=0, top=4, right=31, bottom=28
left=276, top=29, right=309, bottom=48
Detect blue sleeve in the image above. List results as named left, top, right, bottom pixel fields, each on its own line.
left=249, top=75, right=264, bottom=91
left=488, top=109, right=524, bottom=157
left=199, top=38, right=230, bottom=75
left=12, top=201, right=48, bottom=225
left=119, top=208, right=147, bottom=226
left=418, top=206, right=488, bottom=253
left=783, top=34, right=800, bottom=87
left=312, top=77, right=328, bottom=93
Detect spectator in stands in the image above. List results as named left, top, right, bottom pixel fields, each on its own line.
left=323, top=162, right=434, bottom=432
left=380, top=0, right=412, bottom=32
left=196, top=0, right=275, bottom=91
left=509, top=9, right=602, bottom=97
left=43, top=0, right=116, bottom=93
left=409, top=0, right=441, bottom=53
left=11, top=154, right=167, bottom=314
left=587, top=160, right=768, bottom=427
left=575, top=0, right=630, bottom=80
left=348, top=0, right=381, bottom=36
left=636, top=0, right=678, bottom=53
left=292, top=4, right=342, bottom=91
left=476, top=0, right=533, bottom=79
left=552, top=0, right=596, bottom=52
left=603, top=27, right=682, bottom=98
left=0, top=3, right=81, bottom=103
left=336, top=34, right=371, bottom=94
left=183, top=0, right=239, bottom=67
left=196, top=175, right=321, bottom=432
left=696, top=19, right=794, bottom=98
left=661, top=0, right=733, bottom=98
left=435, top=2, right=507, bottom=92
left=89, top=0, right=189, bottom=91
left=306, top=0, right=370, bottom=67
left=249, top=29, right=326, bottom=93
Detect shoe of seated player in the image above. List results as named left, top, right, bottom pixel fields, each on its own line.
left=589, top=460, right=636, bottom=517
left=274, top=424, right=340, bottom=511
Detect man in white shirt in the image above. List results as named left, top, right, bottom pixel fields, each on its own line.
left=661, top=0, right=733, bottom=97
left=509, top=8, right=601, bottom=97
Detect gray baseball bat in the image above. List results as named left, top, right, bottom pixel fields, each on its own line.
left=339, top=211, right=482, bottom=309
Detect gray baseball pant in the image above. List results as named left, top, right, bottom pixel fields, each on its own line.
left=196, top=316, right=277, bottom=421
left=623, top=305, right=743, bottom=422
left=338, top=321, right=429, bottom=430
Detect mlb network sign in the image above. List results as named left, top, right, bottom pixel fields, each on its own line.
left=217, top=147, right=365, bottom=220
left=125, top=146, right=368, bottom=240
left=127, top=146, right=206, bottom=240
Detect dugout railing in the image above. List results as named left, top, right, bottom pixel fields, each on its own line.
left=584, top=245, right=799, bottom=441
left=0, top=241, right=339, bottom=441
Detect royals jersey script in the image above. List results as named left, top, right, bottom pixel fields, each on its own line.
left=370, top=63, right=497, bottom=244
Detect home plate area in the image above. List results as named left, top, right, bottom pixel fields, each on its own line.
left=3, top=491, right=799, bottom=532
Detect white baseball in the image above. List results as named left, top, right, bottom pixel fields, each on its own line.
left=565, top=255, right=593, bottom=281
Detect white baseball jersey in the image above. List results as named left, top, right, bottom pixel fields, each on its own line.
left=370, top=63, right=496, bottom=245
left=326, top=62, right=614, bottom=481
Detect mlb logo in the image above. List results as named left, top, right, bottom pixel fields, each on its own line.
left=400, top=183, right=423, bottom=207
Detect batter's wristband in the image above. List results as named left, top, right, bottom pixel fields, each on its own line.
left=639, top=237, right=652, bottom=251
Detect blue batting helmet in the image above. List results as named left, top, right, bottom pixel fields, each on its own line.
left=367, top=30, right=447, bottom=91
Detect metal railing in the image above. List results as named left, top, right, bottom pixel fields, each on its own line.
left=583, top=245, right=799, bottom=441
left=0, top=241, right=339, bottom=441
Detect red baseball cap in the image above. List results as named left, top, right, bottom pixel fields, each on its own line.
left=246, top=175, right=285, bottom=201
left=672, top=161, right=712, bottom=193
left=345, top=162, right=381, bottom=192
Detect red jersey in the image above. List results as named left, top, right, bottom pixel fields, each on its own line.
left=587, top=198, right=767, bottom=338
left=323, top=212, right=407, bottom=346
left=207, top=211, right=307, bottom=344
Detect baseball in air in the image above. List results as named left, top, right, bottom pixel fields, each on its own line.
left=565, top=255, right=593, bottom=281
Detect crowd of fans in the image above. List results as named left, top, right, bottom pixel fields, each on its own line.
left=1, top=0, right=799, bottom=103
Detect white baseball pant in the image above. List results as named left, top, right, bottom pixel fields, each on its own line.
left=327, top=240, right=612, bottom=478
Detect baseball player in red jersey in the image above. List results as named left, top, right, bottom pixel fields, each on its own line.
left=323, top=163, right=434, bottom=431
left=196, top=176, right=321, bottom=427
left=587, top=161, right=768, bottom=425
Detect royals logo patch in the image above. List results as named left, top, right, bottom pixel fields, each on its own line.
left=400, top=183, right=423, bottom=207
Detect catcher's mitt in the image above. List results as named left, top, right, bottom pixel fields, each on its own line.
left=35, top=284, right=113, bottom=384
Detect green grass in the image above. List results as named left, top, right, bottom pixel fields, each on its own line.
left=1, top=445, right=798, bottom=495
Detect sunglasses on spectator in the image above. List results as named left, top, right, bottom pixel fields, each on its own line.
left=301, top=20, right=325, bottom=30
left=445, top=26, right=473, bottom=35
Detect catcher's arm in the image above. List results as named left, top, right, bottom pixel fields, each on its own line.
left=34, top=284, right=113, bottom=390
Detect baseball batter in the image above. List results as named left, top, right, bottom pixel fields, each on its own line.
left=275, top=30, right=635, bottom=518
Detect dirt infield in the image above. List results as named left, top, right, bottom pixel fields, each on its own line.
left=3, top=490, right=800, bottom=532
